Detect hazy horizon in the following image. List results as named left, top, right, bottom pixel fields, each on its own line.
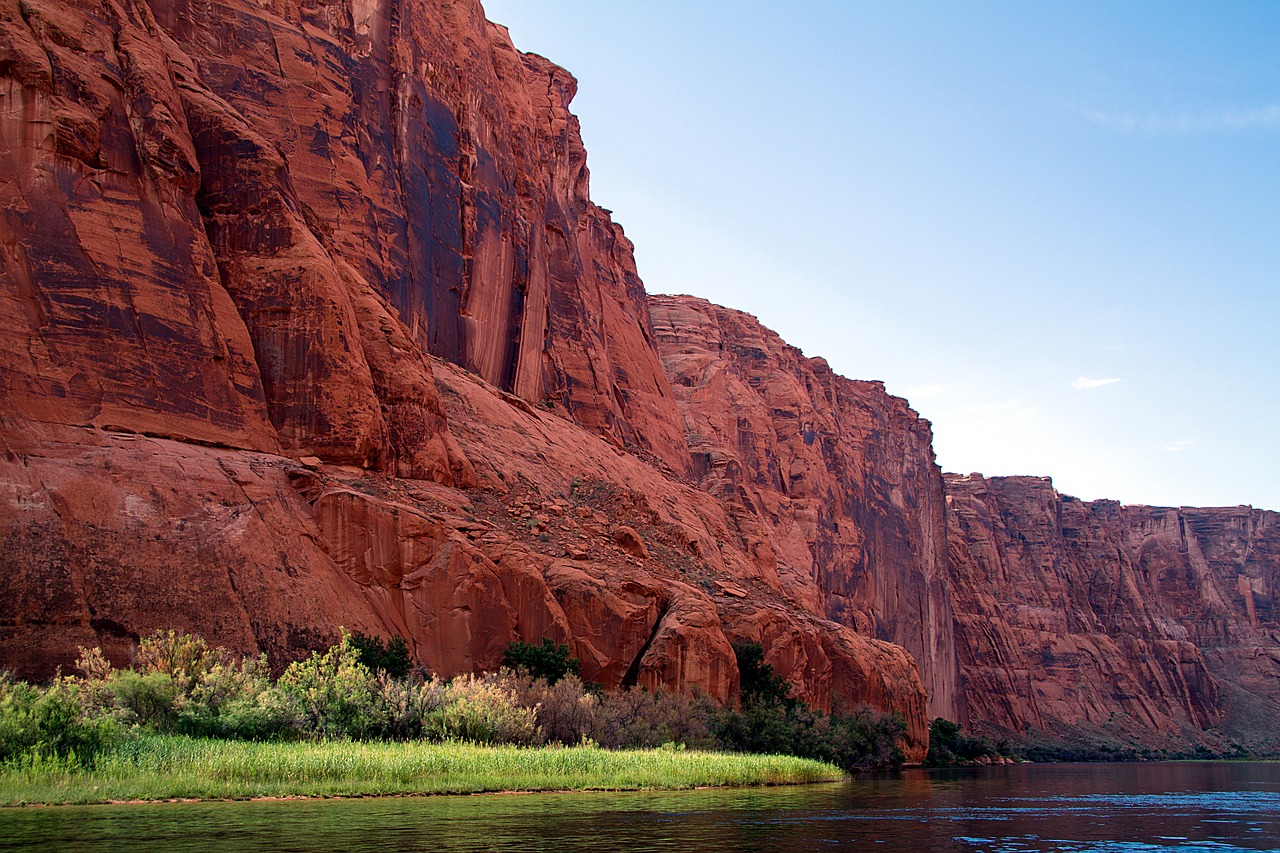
left=484, top=0, right=1279, bottom=511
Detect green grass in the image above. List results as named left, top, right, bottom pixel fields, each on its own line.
left=0, top=735, right=844, bottom=805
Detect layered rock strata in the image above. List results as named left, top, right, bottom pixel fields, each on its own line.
left=3, top=0, right=1276, bottom=763
left=0, top=0, right=932, bottom=759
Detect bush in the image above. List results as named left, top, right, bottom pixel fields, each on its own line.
left=502, top=639, right=579, bottom=684
left=276, top=632, right=379, bottom=739
left=826, top=708, right=906, bottom=771
left=7, top=629, right=906, bottom=768
left=133, top=629, right=218, bottom=693
left=368, top=673, right=447, bottom=740
left=424, top=675, right=539, bottom=745
left=178, top=655, right=299, bottom=740
left=925, top=717, right=1009, bottom=766
left=110, top=671, right=180, bottom=731
left=73, top=634, right=301, bottom=741
left=596, top=685, right=716, bottom=749
left=733, top=642, right=793, bottom=708
left=714, top=641, right=906, bottom=772
left=0, top=674, right=119, bottom=767
left=510, top=674, right=599, bottom=745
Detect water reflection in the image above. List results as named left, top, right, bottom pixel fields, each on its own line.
left=2, top=763, right=1278, bottom=852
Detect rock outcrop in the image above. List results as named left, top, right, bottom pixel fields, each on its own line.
left=946, top=474, right=1280, bottom=752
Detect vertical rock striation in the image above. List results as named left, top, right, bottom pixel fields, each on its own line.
left=2, top=0, right=1275, bottom=762
left=0, top=0, right=931, bottom=759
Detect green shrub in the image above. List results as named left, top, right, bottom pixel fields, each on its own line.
left=133, top=630, right=218, bottom=693
left=733, top=642, right=794, bottom=708
left=0, top=674, right=119, bottom=767
left=424, top=675, right=539, bottom=745
left=276, top=632, right=379, bottom=739
left=714, top=641, right=905, bottom=771
left=825, top=707, right=906, bottom=771
left=178, top=655, right=299, bottom=740
left=502, top=638, right=579, bottom=684
left=110, top=671, right=180, bottom=731
left=925, top=717, right=1008, bottom=766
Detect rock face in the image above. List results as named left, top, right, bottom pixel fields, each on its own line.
left=650, top=296, right=959, bottom=722
left=946, top=474, right=1280, bottom=752
left=2, top=0, right=1276, bottom=763
left=431, top=356, right=932, bottom=754
left=0, top=0, right=932, bottom=760
left=149, top=0, right=692, bottom=476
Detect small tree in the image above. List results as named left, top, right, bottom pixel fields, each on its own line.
left=349, top=632, right=412, bottom=678
left=733, top=642, right=793, bottom=708
left=502, top=638, right=579, bottom=684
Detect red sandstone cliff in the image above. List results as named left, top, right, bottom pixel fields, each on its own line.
left=650, top=296, right=959, bottom=722
left=0, top=0, right=933, bottom=758
left=946, top=474, right=1280, bottom=753
left=2, top=0, right=1276, bottom=763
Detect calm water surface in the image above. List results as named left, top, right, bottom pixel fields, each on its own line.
left=2, top=762, right=1277, bottom=852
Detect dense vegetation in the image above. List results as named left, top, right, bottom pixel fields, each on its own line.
left=717, top=643, right=907, bottom=772
left=501, top=638, right=581, bottom=684
left=924, top=717, right=1016, bottom=766
left=0, top=630, right=910, bottom=803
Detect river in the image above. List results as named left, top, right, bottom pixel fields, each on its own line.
left=2, top=761, right=1277, bottom=851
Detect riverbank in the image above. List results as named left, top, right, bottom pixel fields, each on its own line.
left=0, top=735, right=843, bottom=806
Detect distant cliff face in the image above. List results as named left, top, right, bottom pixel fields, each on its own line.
left=650, top=296, right=959, bottom=722
left=945, top=474, right=1280, bottom=752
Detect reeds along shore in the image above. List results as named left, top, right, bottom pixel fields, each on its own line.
left=0, top=736, right=842, bottom=805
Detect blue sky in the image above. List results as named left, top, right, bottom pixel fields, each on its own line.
left=483, top=1, right=1279, bottom=510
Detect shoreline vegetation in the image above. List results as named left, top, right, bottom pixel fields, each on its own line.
left=0, top=735, right=842, bottom=806
left=0, top=630, right=896, bottom=806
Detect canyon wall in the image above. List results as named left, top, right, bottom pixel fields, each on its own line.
left=946, top=474, right=1280, bottom=753
left=2, top=0, right=1277, bottom=761
left=650, top=296, right=959, bottom=721
left=0, top=0, right=937, bottom=758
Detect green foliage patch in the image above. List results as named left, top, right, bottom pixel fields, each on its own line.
left=501, top=638, right=580, bottom=684
left=924, top=718, right=1016, bottom=766
left=714, top=642, right=907, bottom=773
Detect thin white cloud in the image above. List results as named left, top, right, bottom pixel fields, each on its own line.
left=1072, top=376, right=1122, bottom=391
left=1162, top=439, right=1194, bottom=452
left=1083, top=104, right=1280, bottom=135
